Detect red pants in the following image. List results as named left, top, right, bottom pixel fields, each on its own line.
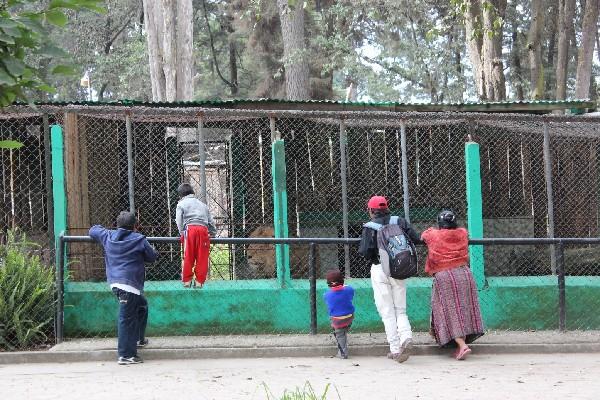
left=181, top=225, right=210, bottom=285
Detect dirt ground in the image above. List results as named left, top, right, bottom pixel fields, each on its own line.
left=1, top=353, right=598, bottom=400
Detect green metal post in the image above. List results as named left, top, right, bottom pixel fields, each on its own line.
left=272, top=139, right=291, bottom=287
left=51, top=124, right=67, bottom=258
left=465, top=141, right=485, bottom=289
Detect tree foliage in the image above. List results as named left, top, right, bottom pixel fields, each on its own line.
left=5, top=0, right=599, bottom=103
left=0, top=0, right=104, bottom=106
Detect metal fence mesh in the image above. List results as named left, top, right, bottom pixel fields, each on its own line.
left=2, top=105, right=600, bottom=349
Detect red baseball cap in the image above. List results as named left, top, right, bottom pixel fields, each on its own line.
left=367, top=195, right=389, bottom=209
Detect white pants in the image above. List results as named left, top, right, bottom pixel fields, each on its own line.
left=371, top=264, right=412, bottom=353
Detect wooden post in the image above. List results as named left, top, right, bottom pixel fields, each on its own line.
left=63, top=112, right=91, bottom=280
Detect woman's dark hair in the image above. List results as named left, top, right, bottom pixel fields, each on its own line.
left=177, top=183, right=195, bottom=198
left=438, top=209, right=458, bottom=229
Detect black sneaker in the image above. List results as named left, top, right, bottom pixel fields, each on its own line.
left=137, top=339, right=149, bottom=348
left=118, top=356, right=144, bottom=365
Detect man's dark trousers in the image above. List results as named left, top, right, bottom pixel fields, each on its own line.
left=112, top=288, right=148, bottom=358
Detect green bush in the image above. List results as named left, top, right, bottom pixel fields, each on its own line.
left=0, top=230, right=55, bottom=350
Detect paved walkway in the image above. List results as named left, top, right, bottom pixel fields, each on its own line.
left=1, top=353, right=598, bottom=399
left=2, top=330, right=599, bottom=364
left=49, top=330, right=600, bottom=351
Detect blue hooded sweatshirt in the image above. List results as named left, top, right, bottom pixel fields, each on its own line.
left=89, top=225, right=158, bottom=292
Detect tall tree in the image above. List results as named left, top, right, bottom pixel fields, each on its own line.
left=234, top=0, right=285, bottom=98
left=528, top=0, right=545, bottom=99
left=277, top=0, right=310, bottom=100
left=510, top=21, right=525, bottom=100
left=544, top=0, right=559, bottom=98
left=143, top=0, right=194, bottom=101
left=464, top=0, right=485, bottom=99
left=555, top=0, right=576, bottom=100
left=574, top=0, right=599, bottom=99
left=463, top=0, right=507, bottom=100
left=482, top=0, right=507, bottom=100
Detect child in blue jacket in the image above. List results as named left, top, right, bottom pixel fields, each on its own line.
left=323, top=269, right=355, bottom=359
left=89, top=211, right=158, bottom=365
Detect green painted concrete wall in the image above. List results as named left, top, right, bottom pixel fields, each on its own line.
left=63, top=277, right=600, bottom=336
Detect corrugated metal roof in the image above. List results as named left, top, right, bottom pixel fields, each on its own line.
left=9, top=98, right=597, bottom=113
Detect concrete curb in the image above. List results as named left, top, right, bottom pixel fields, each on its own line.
left=2, top=342, right=600, bottom=364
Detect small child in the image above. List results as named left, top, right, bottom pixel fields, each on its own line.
left=175, top=183, right=217, bottom=288
left=323, top=269, right=355, bottom=359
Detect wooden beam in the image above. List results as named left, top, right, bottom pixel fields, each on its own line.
left=63, top=112, right=91, bottom=281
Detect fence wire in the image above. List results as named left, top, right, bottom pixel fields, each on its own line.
left=1, top=105, right=600, bottom=349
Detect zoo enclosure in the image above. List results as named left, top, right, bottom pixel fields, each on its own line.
left=2, top=103, right=600, bottom=281
left=2, top=101, right=600, bottom=348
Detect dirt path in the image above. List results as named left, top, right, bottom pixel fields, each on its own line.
left=1, top=353, right=597, bottom=399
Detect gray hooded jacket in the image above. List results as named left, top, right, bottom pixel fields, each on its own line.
left=175, top=194, right=217, bottom=236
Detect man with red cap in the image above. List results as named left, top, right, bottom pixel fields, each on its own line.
left=358, top=195, right=420, bottom=363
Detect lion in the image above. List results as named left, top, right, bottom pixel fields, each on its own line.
left=246, top=225, right=320, bottom=279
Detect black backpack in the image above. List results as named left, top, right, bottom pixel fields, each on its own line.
left=363, top=216, right=418, bottom=280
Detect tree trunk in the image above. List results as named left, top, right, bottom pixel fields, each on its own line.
left=464, top=0, right=486, bottom=99
left=143, top=0, right=166, bottom=101
left=453, top=25, right=465, bottom=102
left=482, top=0, right=507, bottom=101
left=574, top=0, right=599, bottom=99
left=143, top=0, right=193, bottom=101
left=345, top=77, right=357, bottom=101
left=511, top=24, right=525, bottom=100
left=556, top=0, right=576, bottom=100
left=545, top=1, right=559, bottom=98
left=98, top=82, right=109, bottom=101
left=176, top=0, right=193, bottom=101
left=528, top=0, right=545, bottom=99
left=229, top=40, right=239, bottom=97
left=161, top=0, right=177, bottom=101
left=226, top=8, right=239, bottom=96
left=277, top=0, right=310, bottom=100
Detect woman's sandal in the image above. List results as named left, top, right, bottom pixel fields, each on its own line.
left=455, top=346, right=471, bottom=360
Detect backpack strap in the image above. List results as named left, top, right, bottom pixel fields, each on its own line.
left=363, top=221, right=383, bottom=231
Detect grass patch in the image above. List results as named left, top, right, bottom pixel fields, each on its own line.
left=209, top=244, right=231, bottom=280
left=262, top=382, right=339, bottom=400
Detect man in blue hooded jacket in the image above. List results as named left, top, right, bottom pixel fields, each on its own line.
left=89, top=211, right=158, bottom=365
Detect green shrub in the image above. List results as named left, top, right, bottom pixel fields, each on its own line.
left=0, top=230, right=55, bottom=350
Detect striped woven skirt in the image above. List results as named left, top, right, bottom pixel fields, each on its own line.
left=430, top=265, right=485, bottom=347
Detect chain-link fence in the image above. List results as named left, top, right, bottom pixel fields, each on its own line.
left=1, top=104, right=600, bottom=349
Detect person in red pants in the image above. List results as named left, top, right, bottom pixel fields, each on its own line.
left=175, top=183, right=217, bottom=288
